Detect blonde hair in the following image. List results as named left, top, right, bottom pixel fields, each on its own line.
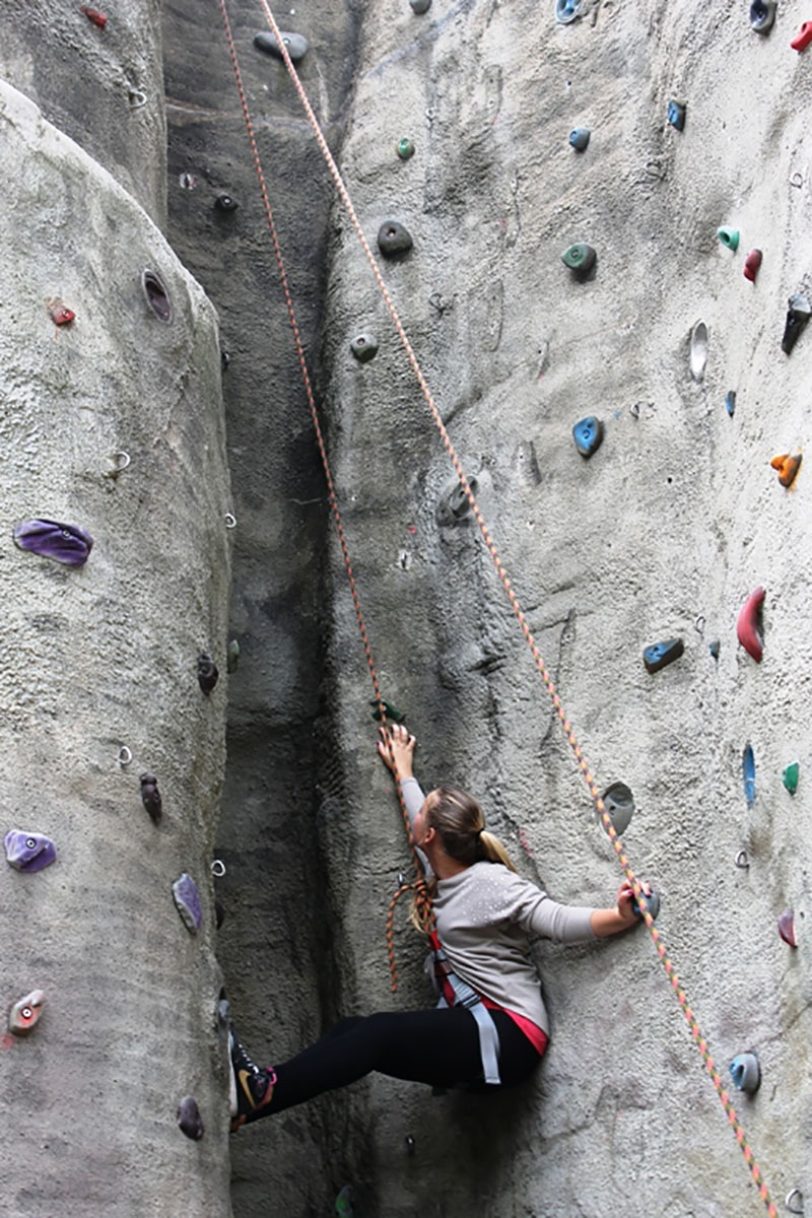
left=410, top=786, right=516, bottom=930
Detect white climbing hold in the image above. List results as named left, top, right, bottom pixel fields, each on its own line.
left=689, top=321, right=708, bottom=382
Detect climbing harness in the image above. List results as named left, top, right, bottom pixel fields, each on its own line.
left=430, top=930, right=501, bottom=1085
left=218, top=4, right=779, bottom=1213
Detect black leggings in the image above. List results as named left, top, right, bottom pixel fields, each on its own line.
left=255, top=1007, right=544, bottom=1118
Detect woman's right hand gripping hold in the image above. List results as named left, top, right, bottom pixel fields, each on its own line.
left=377, top=721, right=416, bottom=782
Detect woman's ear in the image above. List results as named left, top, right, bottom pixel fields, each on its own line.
left=423, top=825, right=436, bottom=846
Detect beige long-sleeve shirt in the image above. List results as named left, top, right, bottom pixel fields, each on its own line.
left=401, top=778, right=597, bottom=1034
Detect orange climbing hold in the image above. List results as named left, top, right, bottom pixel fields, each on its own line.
left=770, top=452, right=802, bottom=488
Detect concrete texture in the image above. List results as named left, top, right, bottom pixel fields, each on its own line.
left=0, top=80, right=231, bottom=1216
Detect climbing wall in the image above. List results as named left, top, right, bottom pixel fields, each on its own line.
left=0, top=9, right=233, bottom=1215
left=313, top=1, right=812, bottom=1215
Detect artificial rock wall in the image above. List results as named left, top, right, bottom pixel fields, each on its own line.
left=0, top=22, right=232, bottom=1218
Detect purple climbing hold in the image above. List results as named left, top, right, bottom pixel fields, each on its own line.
left=4, top=829, right=57, bottom=873
left=13, top=519, right=93, bottom=567
left=778, top=909, right=798, bottom=948
left=172, top=872, right=202, bottom=934
left=177, top=1095, right=205, bottom=1139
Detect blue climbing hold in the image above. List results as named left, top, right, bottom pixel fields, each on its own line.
left=555, top=0, right=582, bottom=22
left=725, top=391, right=736, bottom=418
left=569, top=127, right=590, bottom=151
left=729, top=1052, right=761, bottom=1094
left=643, top=639, right=684, bottom=674
left=742, top=744, right=756, bottom=808
left=667, top=100, right=686, bottom=132
left=572, top=416, right=603, bottom=458
left=709, top=640, right=720, bottom=660
left=750, top=0, right=776, bottom=33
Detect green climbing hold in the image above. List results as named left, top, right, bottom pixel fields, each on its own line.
left=370, top=699, right=406, bottom=724
left=227, top=639, right=240, bottom=673
left=717, top=226, right=740, bottom=252
left=561, top=242, right=596, bottom=277
left=783, top=762, right=800, bottom=795
left=396, top=138, right=415, bottom=160
left=335, top=1185, right=354, bottom=1217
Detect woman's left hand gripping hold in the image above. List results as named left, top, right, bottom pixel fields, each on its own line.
left=377, top=721, right=416, bottom=782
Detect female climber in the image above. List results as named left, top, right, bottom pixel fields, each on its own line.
left=229, top=722, right=648, bottom=1128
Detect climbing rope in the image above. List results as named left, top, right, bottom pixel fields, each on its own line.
left=219, top=4, right=778, bottom=1213
left=215, top=0, right=434, bottom=982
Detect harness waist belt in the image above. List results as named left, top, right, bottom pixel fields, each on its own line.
left=429, top=932, right=501, bottom=1085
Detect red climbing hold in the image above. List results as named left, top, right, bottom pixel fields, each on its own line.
left=80, top=5, right=108, bottom=28
left=49, top=304, right=75, bottom=326
left=736, top=586, right=765, bottom=663
left=743, top=249, right=762, bottom=283
left=791, top=20, right=812, bottom=50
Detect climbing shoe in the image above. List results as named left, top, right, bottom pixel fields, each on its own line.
left=229, top=1024, right=275, bottom=1130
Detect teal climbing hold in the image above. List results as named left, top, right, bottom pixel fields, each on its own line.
left=643, top=639, right=684, bottom=674
left=569, top=127, right=590, bottom=151
left=370, top=699, right=407, bottom=724
left=396, top=138, right=415, bottom=160
left=667, top=100, right=686, bottom=131
left=782, top=762, right=799, bottom=795
left=555, top=0, right=582, bottom=23
left=562, top=242, right=596, bottom=277
left=717, top=226, right=740, bottom=252
left=335, top=1185, right=354, bottom=1217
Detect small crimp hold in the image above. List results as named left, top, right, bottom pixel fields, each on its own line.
left=725, top=390, right=736, bottom=418
left=555, top=0, right=582, bottom=23
left=377, top=221, right=413, bottom=258
left=791, top=20, right=812, bottom=50
left=643, top=639, right=684, bottom=674
left=601, top=783, right=634, bottom=836
left=410, top=0, right=432, bottom=12
left=667, top=100, right=686, bottom=131
left=572, top=416, right=603, bottom=458
left=569, top=127, right=590, bottom=151
left=736, top=586, right=765, bottom=662
left=709, top=640, right=720, bottom=660
left=370, top=699, right=407, bottom=724
left=770, top=452, right=802, bottom=489
left=778, top=909, right=798, bottom=948
left=405, top=1134, right=416, bottom=1156
left=350, top=333, right=379, bottom=363
left=80, top=5, right=108, bottom=28
left=782, top=762, right=800, bottom=794
left=782, top=293, right=812, bottom=354
left=396, top=138, right=415, bottom=160
left=750, top=1, right=776, bottom=33
left=742, top=744, right=756, bottom=809
left=743, top=248, right=762, bottom=282
left=253, top=31, right=309, bottom=62
left=197, top=652, right=219, bottom=695
left=8, top=990, right=45, bottom=1037
left=729, top=1051, right=761, bottom=1094
left=561, top=242, right=596, bottom=278
left=717, top=226, right=740, bottom=252
left=140, top=773, right=162, bottom=825
left=177, top=1096, right=205, bottom=1140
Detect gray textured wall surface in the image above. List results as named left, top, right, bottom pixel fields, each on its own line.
left=0, top=80, right=232, bottom=1216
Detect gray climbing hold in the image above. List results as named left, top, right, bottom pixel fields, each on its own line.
left=689, top=321, right=708, bottom=381
left=410, top=0, right=432, bottom=13
left=140, top=773, right=162, bottom=825
left=555, top=0, right=582, bottom=23
left=197, top=652, right=219, bottom=695
left=142, top=269, right=172, bottom=323
left=378, top=221, right=413, bottom=258
left=782, top=293, right=812, bottom=355
left=750, top=0, right=776, bottom=33
left=172, top=872, right=202, bottom=934
left=214, top=194, right=238, bottom=212
left=227, top=639, right=240, bottom=673
left=350, top=333, right=379, bottom=363
left=437, top=476, right=478, bottom=526
left=601, top=783, right=634, bottom=836
left=253, top=31, right=309, bottom=62
left=569, top=127, right=590, bottom=151
left=8, top=990, right=45, bottom=1037
left=177, top=1096, right=205, bottom=1140
left=632, top=887, right=661, bottom=921
left=729, top=1051, right=761, bottom=1094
